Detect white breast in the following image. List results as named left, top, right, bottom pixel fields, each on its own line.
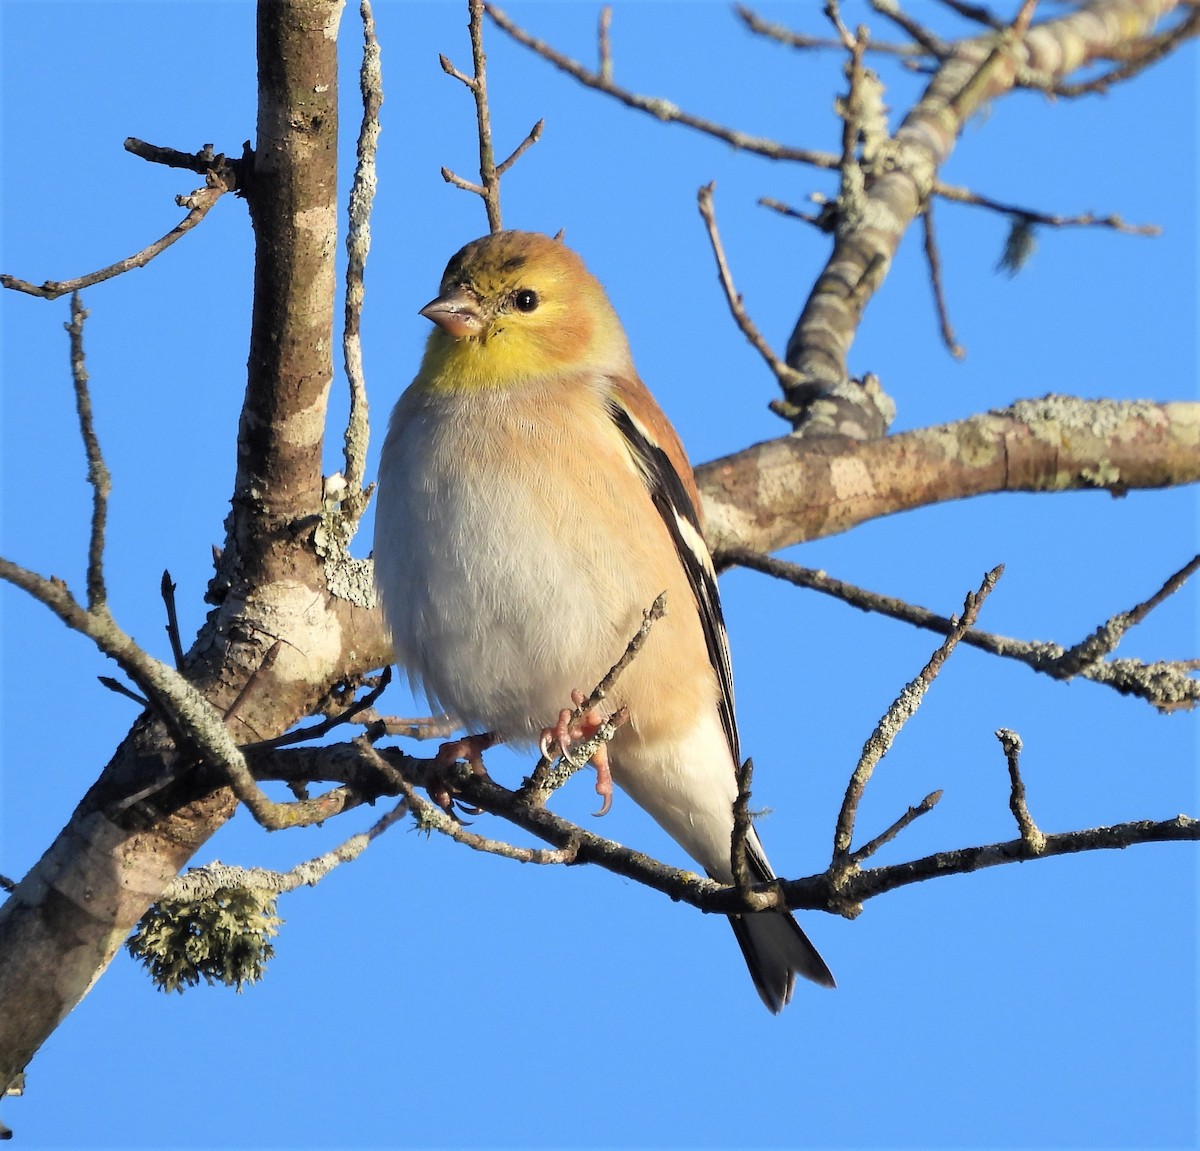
left=373, top=378, right=654, bottom=742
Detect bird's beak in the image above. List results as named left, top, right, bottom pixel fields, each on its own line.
left=419, top=288, right=484, bottom=340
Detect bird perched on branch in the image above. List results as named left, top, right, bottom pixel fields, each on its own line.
left=373, top=230, right=834, bottom=1010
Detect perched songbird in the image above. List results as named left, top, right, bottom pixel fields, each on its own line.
left=373, top=231, right=834, bottom=1010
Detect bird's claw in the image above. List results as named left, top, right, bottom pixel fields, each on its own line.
left=428, top=732, right=494, bottom=816
left=538, top=691, right=616, bottom=818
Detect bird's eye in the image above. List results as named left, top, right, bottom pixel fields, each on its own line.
left=512, top=289, right=539, bottom=313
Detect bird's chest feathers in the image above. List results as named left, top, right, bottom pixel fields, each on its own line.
left=381, top=380, right=651, bottom=732
left=390, top=381, right=642, bottom=621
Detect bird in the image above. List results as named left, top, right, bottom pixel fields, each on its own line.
left=372, top=230, right=835, bottom=1010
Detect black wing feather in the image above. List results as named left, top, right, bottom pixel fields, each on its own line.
left=605, top=397, right=740, bottom=767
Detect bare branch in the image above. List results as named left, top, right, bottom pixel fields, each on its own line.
left=97, top=676, right=150, bottom=708
left=598, top=5, right=613, bottom=81
left=736, top=4, right=927, bottom=57
left=868, top=0, right=951, bottom=58
left=780, top=1, right=1180, bottom=435
left=731, top=757, right=755, bottom=893
left=996, top=729, right=1046, bottom=853
left=358, top=741, right=581, bottom=865
left=725, top=548, right=1200, bottom=712
left=486, top=3, right=840, bottom=169
left=1055, top=553, right=1200, bottom=676
left=758, top=194, right=834, bottom=231
left=1049, top=5, right=1200, bottom=96
left=495, top=118, right=544, bottom=177
left=932, top=0, right=1004, bottom=29
left=242, top=667, right=393, bottom=752
left=832, top=568, right=1001, bottom=867
left=697, top=183, right=803, bottom=392
left=438, top=0, right=542, bottom=232
left=821, top=815, right=1200, bottom=911
left=2, top=158, right=236, bottom=300
left=253, top=736, right=1200, bottom=923
left=340, top=0, right=383, bottom=529
left=850, top=791, right=944, bottom=865
left=921, top=203, right=965, bottom=358
left=65, top=295, right=110, bottom=610
left=162, top=799, right=407, bottom=902
left=697, top=398, right=1200, bottom=561
left=932, top=180, right=1162, bottom=235
left=160, top=571, right=187, bottom=671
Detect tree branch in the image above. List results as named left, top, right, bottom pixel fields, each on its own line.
left=697, top=397, right=1200, bottom=559
left=1, top=154, right=237, bottom=300
left=338, top=0, right=383, bottom=530
left=438, top=0, right=541, bottom=231
left=485, top=3, right=840, bottom=168
left=832, top=569, right=999, bottom=868
left=726, top=548, right=1199, bottom=711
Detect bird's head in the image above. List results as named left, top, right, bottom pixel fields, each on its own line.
left=415, top=230, right=632, bottom=391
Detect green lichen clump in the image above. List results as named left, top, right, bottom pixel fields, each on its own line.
left=126, top=887, right=283, bottom=994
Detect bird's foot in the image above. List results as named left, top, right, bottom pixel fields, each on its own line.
left=428, top=731, right=494, bottom=815
left=538, top=690, right=615, bottom=818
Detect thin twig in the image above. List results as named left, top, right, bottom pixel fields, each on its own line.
left=932, top=0, right=1004, bottom=29
left=933, top=180, right=1161, bottom=235
left=996, top=728, right=1046, bottom=853
left=726, top=549, right=1199, bottom=712
left=242, top=667, right=393, bottom=752
left=832, top=568, right=1001, bottom=868
left=439, top=0, right=542, bottom=230
left=824, top=0, right=856, bottom=51
left=486, top=3, right=840, bottom=169
left=758, top=194, right=833, bottom=231
left=921, top=203, right=965, bottom=358
left=66, top=294, right=110, bottom=610
left=371, top=714, right=460, bottom=741
left=850, top=790, right=943, bottom=864
left=696, top=183, right=803, bottom=392
left=162, top=797, right=409, bottom=903
left=97, top=676, right=150, bottom=708
left=736, top=4, right=926, bottom=57
left=495, top=118, right=544, bottom=177
left=598, top=5, right=613, bottom=81
left=731, top=756, right=755, bottom=892
left=868, top=0, right=950, bottom=58
left=161, top=570, right=187, bottom=670
left=520, top=594, right=667, bottom=805
left=829, top=815, right=1199, bottom=912
left=1056, top=554, right=1200, bottom=676
left=340, top=0, right=382, bottom=529
left=2, top=163, right=235, bottom=300
left=361, top=740, right=581, bottom=865
left=223, top=642, right=282, bottom=728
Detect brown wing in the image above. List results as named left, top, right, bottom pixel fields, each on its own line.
left=605, top=376, right=740, bottom=767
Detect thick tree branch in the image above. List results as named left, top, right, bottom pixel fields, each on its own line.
left=697, top=397, right=1200, bottom=558
left=781, top=0, right=1188, bottom=438
left=0, top=0, right=376, bottom=1094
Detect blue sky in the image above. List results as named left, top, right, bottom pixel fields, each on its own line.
left=1, top=2, right=1197, bottom=1148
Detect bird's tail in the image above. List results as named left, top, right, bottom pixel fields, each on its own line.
left=729, top=909, right=836, bottom=1013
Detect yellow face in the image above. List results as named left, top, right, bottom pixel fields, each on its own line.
left=415, top=231, right=627, bottom=392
